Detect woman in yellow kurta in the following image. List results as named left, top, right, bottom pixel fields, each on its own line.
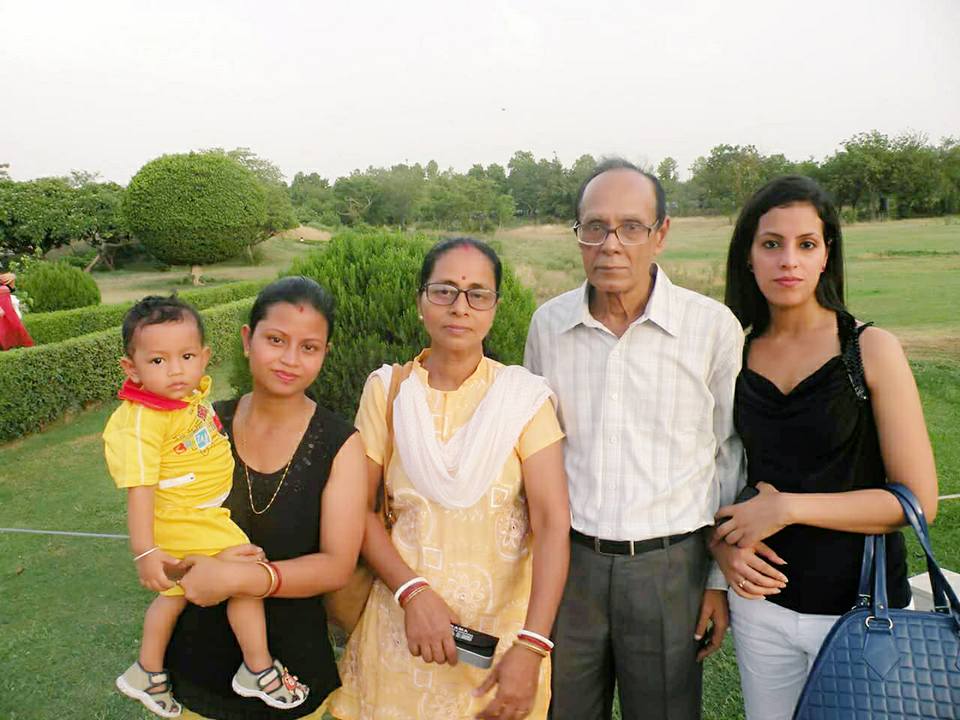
left=329, top=238, right=570, bottom=720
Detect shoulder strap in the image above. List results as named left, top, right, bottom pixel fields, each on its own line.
left=838, top=311, right=872, bottom=402
left=379, top=361, right=415, bottom=530
left=742, top=324, right=762, bottom=366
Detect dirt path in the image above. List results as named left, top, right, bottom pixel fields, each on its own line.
left=894, top=328, right=960, bottom=363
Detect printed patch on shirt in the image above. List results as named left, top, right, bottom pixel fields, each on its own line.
left=193, top=427, right=212, bottom=451
left=197, top=404, right=209, bottom=421
left=173, top=415, right=224, bottom=455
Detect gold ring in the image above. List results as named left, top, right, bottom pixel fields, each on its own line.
left=738, top=579, right=746, bottom=588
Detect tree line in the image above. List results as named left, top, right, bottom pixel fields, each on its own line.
left=2, top=130, right=959, bottom=269
left=290, top=131, right=960, bottom=228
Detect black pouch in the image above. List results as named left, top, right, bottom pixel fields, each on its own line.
left=451, top=624, right=499, bottom=668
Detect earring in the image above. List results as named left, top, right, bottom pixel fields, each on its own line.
left=418, top=315, right=423, bottom=321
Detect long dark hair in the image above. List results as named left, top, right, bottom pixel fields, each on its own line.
left=249, top=276, right=336, bottom=338
left=725, top=175, right=845, bottom=334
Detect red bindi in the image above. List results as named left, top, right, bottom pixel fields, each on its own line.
left=297, top=304, right=304, bottom=313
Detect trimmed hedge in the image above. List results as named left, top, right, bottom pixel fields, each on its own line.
left=124, top=152, right=265, bottom=266
left=23, top=280, right=267, bottom=346
left=0, top=297, right=253, bottom=443
left=18, top=261, right=101, bottom=312
left=229, top=228, right=536, bottom=420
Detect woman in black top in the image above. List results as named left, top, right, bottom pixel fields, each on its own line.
left=164, top=277, right=367, bottom=719
left=711, top=176, right=938, bottom=720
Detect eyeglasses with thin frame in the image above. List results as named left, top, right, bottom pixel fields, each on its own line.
left=572, top=219, right=660, bottom=246
left=421, top=282, right=499, bottom=311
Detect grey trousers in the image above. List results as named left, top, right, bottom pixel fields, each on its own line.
left=549, top=530, right=709, bottom=720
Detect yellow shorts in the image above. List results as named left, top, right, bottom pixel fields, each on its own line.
left=155, top=505, right=250, bottom=598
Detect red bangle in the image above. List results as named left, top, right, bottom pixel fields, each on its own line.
left=517, top=630, right=553, bottom=653
left=398, top=581, right=428, bottom=606
left=400, top=585, right=429, bottom=608
left=267, top=562, right=282, bottom=597
left=398, top=580, right=429, bottom=607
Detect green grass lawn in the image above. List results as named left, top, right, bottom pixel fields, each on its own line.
left=2, top=218, right=958, bottom=719
left=91, top=235, right=323, bottom=305
left=0, top=364, right=236, bottom=720
left=2, top=361, right=957, bottom=720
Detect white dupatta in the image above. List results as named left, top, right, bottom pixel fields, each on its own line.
left=373, top=362, right=554, bottom=510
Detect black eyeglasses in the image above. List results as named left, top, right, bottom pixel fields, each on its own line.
left=421, top=283, right=499, bottom=310
left=572, top=220, right=660, bottom=246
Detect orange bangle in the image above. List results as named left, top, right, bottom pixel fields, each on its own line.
left=513, top=639, right=549, bottom=658
left=255, top=561, right=277, bottom=598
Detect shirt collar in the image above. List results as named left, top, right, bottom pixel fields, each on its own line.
left=560, top=264, right=678, bottom=337
left=117, top=375, right=211, bottom=411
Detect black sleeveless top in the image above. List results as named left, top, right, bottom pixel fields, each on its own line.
left=734, top=311, right=910, bottom=616
left=165, top=399, right=356, bottom=719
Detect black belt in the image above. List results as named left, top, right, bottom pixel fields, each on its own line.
left=571, top=528, right=697, bottom=556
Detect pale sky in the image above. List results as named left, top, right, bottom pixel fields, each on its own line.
left=2, top=0, right=958, bottom=184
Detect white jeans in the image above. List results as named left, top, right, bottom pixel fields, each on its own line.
left=728, top=590, right=840, bottom=720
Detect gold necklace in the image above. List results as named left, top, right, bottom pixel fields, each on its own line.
left=243, top=456, right=294, bottom=515
left=237, top=401, right=297, bottom=515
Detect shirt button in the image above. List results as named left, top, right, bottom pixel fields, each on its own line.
left=610, top=392, right=618, bottom=400
left=609, top=435, right=617, bottom=444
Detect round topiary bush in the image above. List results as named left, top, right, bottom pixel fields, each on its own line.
left=229, top=228, right=536, bottom=420
left=17, top=260, right=101, bottom=312
left=123, top=152, right=266, bottom=281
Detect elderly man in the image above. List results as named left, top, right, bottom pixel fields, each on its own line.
left=524, top=159, right=743, bottom=719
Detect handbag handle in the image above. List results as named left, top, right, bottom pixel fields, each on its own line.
left=870, top=533, right=890, bottom=624
left=883, top=484, right=960, bottom=620
left=378, top=362, right=414, bottom=530
left=855, top=484, right=959, bottom=621
left=855, top=534, right=876, bottom=609
left=885, top=483, right=948, bottom=610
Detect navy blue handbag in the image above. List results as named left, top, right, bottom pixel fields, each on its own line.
left=793, top=484, right=960, bottom=719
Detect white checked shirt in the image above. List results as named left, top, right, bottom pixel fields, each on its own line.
left=524, top=266, right=745, bottom=589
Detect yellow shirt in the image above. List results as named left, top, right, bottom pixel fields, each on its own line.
left=330, top=353, right=564, bottom=720
left=104, top=375, right=248, bottom=586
